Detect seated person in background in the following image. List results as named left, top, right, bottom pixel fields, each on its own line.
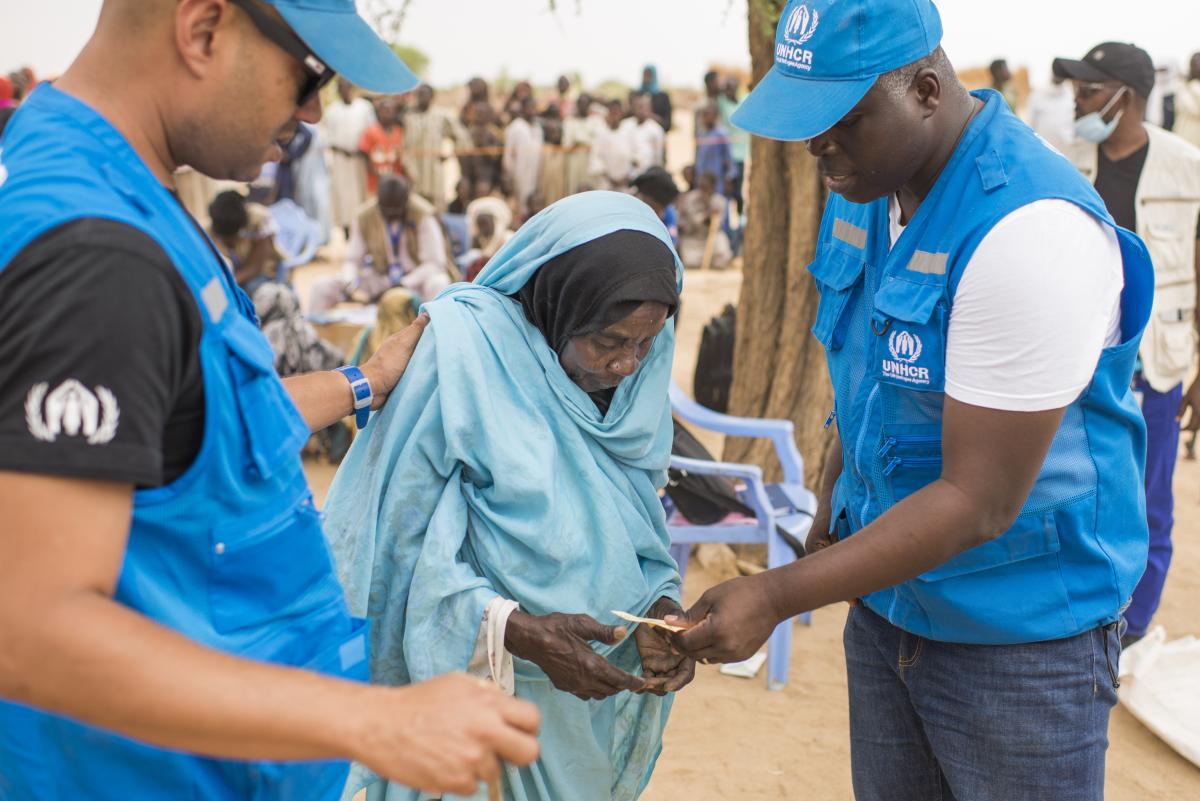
left=309, top=176, right=453, bottom=314
left=676, top=171, right=733, bottom=270
left=207, top=191, right=343, bottom=378
left=462, top=192, right=514, bottom=282
left=630, top=166, right=681, bottom=246
left=322, top=191, right=694, bottom=801
left=208, top=189, right=282, bottom=296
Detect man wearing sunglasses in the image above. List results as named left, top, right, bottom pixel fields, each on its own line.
left=1055, top=42, right=1200, bottom=649
left=0, top=2, right=540, bottom=799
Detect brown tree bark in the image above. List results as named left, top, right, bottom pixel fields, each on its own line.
left=723, top=0, right=835, bottom=488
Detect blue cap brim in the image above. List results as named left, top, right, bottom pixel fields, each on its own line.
left=731, top=66, right=877, bottom=141
left=276, top=5, right=418, bottom=94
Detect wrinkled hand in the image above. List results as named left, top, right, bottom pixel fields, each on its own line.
left=666, top=575, right=781, bottom=665
left=354, top=673, right=540, bottom=797
left=633, top=597, right=696, bottom=696
left=360, top=313, right=430, bottom=409
left=505, top=611, right=645, bottom=701
left=1179, top=378, right=1200, bottom=433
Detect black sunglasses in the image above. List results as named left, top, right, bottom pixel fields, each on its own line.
left=229, top=0, right=336, bottom=106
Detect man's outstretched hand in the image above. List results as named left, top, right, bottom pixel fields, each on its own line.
left=665, top=575, right=783, bottom=665
left=361, top=312, right=430, bottom=409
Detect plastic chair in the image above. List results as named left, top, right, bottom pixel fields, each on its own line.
left=667, top=381, right=818, bottom=690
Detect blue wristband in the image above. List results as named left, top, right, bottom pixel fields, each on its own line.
left=336, top=366, right=373, bottom=430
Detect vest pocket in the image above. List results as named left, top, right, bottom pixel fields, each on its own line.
left=221, top=313, right=310, bottom=479
left=209, top=496, right=339, bottom=634
left=872, top=276, right=946, bottom=392
left=809, top=247, right=866, bottom=350
left=878, top=433, right=942, bottom=506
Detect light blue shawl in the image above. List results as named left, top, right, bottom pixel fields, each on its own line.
left=323, top=191, right=684, bottom=801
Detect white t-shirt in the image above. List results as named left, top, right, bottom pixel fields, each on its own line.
left=619, top=117, right=665, bottom=173
left=888, top=196, right=1124, bottom=412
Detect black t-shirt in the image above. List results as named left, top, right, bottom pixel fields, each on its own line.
left=1095, top=141, right=1200, bottom=240
left=0, top=218, right=205, bottom=487
left=1094, top=142, right=1149, bottom=231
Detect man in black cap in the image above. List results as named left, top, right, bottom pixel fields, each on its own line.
left=1055, top=42, right=1200, bottom=647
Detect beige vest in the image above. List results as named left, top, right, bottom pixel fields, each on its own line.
left=1066, top=125, right=1200, bottom=391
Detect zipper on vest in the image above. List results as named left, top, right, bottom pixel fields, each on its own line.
left=876, top=437, right=896, bottom=458
left=882, top=455, right=941, bottom=477
left=824, top=408, right=837, bottom=430
left=855, top=385, right=881, bottom=525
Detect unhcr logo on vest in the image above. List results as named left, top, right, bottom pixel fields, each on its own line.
left=883, top=330, right=931, bottom=386
left=775, top=4, right=820, bottom=72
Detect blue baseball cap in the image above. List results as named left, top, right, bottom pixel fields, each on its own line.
left=265, top=0, right=418, bottom=94
left=732, top=0, right=943, bottom=141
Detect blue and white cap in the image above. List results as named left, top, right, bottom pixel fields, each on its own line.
left=733, top=0, right=943, bottom=141
left=266, top=0, right=418, bottom=94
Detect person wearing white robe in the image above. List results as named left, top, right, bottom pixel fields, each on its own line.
left=322, top=78, right=376, bottom=237
left=503, top=97, right=544, bottom=216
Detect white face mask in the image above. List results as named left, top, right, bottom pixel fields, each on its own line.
left=1074, top=85, right=1128, bottom=143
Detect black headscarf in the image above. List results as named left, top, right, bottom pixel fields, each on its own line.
left=512, top=229, right=679, bottom=355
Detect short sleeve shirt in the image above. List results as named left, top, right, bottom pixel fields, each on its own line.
left=0, top=219, right=206, bottom=486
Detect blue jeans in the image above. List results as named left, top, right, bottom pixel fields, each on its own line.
left=844, top=605, right=1120, bottom=801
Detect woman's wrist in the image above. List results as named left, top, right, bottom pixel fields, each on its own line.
left=503, top=610, right=537, bottom=659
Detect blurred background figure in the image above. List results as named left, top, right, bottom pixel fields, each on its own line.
left=621, top=93, right=666, bottom=176
left=504, top=95, right=544, bottom=216
left=1176, top=52, right=1200, bottom=148
left=360, top=95, right=406, bottom=196
left=402, top=83, right=471, bottom=211
left=563, top=93, right=604, bottom=195
left=638, top=63, right=673, bottom=133
left=589, top=99, right=634, bottom=190
left=310, top=176, right=451, bottom=313
left=323, top=78, right=377, bottom=240
left=1027, top=64, right=1076, bottom=151
left=630, top=165, right=681, bottom=245
left=677, top=171, right=732, bottom=271
left=990, top=58, right=1019, bottom=110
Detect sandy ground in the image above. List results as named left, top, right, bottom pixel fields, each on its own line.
left=303, top=267, right=1200, bottom=800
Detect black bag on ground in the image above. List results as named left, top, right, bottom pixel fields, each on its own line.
left=666, top=418, right=753, bottom=525
left=693, top=303, right=736, bottom=413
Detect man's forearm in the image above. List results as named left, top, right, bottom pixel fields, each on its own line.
left=283, top=370, right=358, bottom=432
left=762, top=477, right=995, bottom=620
left=0, top=590, right=368, bottom=763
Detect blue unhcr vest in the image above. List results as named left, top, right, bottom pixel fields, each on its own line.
left=0, top=86, right=367, bottom=799
left=812, top=91, right=1154, bottom=644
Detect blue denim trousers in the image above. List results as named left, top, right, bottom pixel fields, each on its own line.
left=843, top=605, right=1121, bottom=801
left=1124, top=376, right=1182, bottom=637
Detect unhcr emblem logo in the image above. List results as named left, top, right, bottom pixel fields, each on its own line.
left=25, top=379, right=120, bottom=445
left=784, top=4, right=820, bottom=46
left=883, top=330, right=931, bottom=386
left=775, top=3, right=819, bottom=71
left=888, top=330, right=922, bottom=364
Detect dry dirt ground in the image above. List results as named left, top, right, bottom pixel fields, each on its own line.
left=304, top=268, right=1200, bottom=800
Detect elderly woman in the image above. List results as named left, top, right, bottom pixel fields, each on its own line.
left=322, top=192, right=692, bottom=801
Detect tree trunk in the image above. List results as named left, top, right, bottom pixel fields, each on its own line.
left=723, top=0, right=834, bottom=488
